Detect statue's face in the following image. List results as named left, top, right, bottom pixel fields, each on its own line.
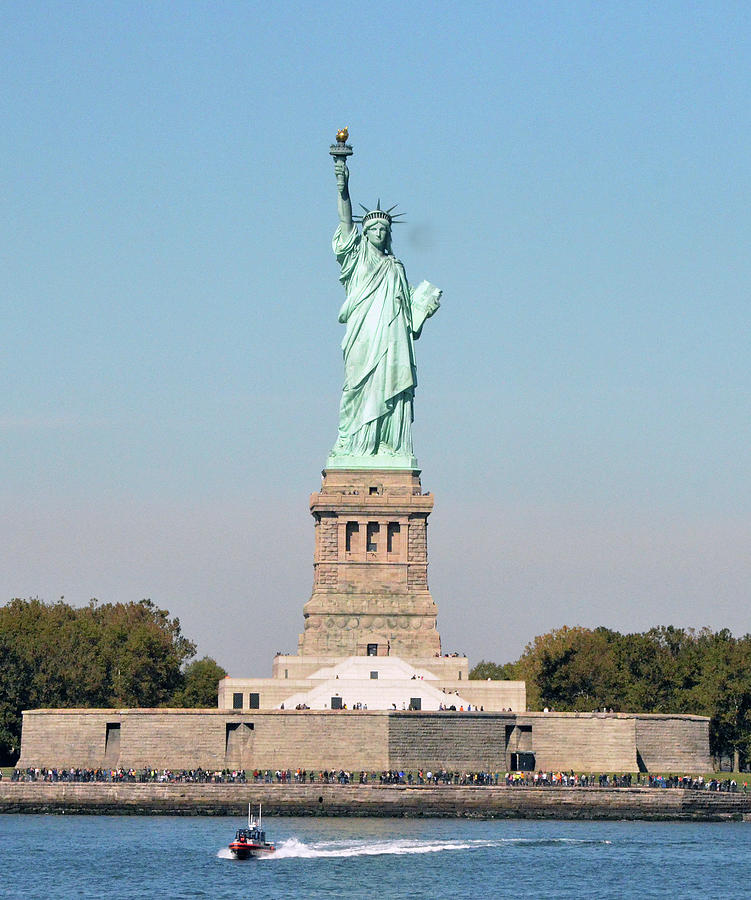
left=364, top=222, right=390, bottom=251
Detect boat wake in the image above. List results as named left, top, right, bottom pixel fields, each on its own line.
left=266, top=836, right=611, bottom=860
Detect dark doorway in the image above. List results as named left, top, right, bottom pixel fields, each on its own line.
left=511, top=752, right=536, bottom=771
left=225, top=722, right=254, bottom=768
left=104, top=722, right=120, bottom=763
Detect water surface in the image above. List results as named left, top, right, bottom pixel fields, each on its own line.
left=2, top=814, right=750, bottom=898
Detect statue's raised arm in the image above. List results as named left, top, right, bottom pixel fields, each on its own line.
left=326, top=129, right=441, bottom=472
left=334, top=158, right=354, bottom=235
left=331, top=127, right=354, bottom=235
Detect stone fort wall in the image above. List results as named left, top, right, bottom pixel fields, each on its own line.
left=3, top=782, right=748, bottom=820
left=517, top=713, right=636, bottom=771
left=19, top=708, right=711, bottom=773
left=635, top=715, right=712, bottom=772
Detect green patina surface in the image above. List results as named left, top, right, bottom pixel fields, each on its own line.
left=328, top=134, right=440, bottom=471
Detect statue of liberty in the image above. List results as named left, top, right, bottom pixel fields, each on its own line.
left=327, top=130, right=441, bottom=470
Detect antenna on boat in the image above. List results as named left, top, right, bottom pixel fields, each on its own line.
left=259, top=803, right=262, bottom=827
left=247, top=802, right=251, bottom=828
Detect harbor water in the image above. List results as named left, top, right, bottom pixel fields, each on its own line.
left=2, top=814, right=750, bottom=898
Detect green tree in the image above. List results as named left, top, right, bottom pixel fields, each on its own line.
left=0, top=597, right=199, bottom=763
left=534, top=626, right=620, bottom=711
left=475, top=625, right=751, bottom=767
left=94, top=599, right=196, bottom=706
left=171, top=657, right=227, bottom=707
left=469, top=659, right=518, bottom=680
left=505, top=626, right=620, bottom=711
left=0, top=634, right=32, bottom=760
left=611, top=630, right=679, bottom=712
left=687, top=630, right=751, bottom=768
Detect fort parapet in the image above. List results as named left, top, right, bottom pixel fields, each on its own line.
left=18, top=708, right=711, bottom=774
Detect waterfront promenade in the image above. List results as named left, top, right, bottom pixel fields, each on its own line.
left=2, top=781, right=750, bottom=821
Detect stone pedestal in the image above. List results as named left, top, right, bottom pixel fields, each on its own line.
left=298, top=469, right=441, bottom=658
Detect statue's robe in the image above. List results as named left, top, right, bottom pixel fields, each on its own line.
left=331, top=224, right=439, bottom=458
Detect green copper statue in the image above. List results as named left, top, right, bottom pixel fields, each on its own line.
left=327, top=129, right=441, bottom=470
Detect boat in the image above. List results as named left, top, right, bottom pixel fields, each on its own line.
left=228, top=804, right=276, bottom=859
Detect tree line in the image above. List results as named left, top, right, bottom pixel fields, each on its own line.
left=0, top=598, right=226, bottom=763
left=4, top=600, right=748, bottom=770
left=471, top=625, right=751, bottom=769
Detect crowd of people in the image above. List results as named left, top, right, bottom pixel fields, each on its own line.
left=7, top=766, right=747, bottom=792
left=9, top=767, right=248, bottom=784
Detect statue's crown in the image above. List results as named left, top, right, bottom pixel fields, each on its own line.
left=355, top=200, right=405, bottom=228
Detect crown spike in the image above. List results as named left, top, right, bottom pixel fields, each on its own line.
left=358, top=201, right=407, bottom=228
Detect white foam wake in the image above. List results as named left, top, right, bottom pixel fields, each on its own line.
left=266, top=836, right=611, bottom=860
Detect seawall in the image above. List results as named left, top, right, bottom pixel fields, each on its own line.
left=1, top=783, right=749, bottom=821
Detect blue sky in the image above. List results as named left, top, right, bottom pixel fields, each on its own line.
left=2, top=2, right=750, bottom=675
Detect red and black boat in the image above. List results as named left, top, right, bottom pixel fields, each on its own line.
left=228, top=805, right=276, bottom=859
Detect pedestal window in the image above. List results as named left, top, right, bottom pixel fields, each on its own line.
left=345, top=521, right=359, bottom=552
